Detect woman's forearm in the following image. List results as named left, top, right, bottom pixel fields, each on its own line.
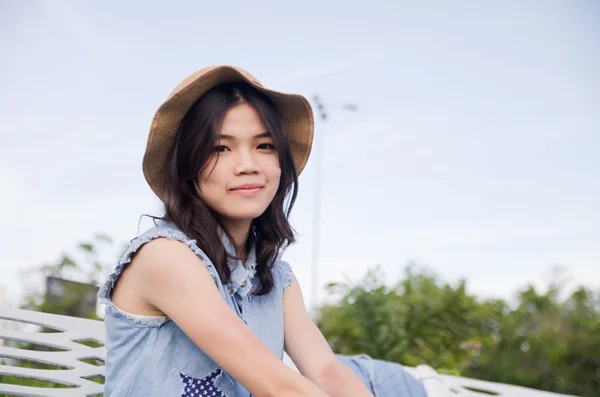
left=266, top=368, right=331, bottom=397
left=314, top=360, right=374, bottom=397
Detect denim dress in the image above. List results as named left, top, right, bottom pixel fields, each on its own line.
left=98, top=219, right=427, bottom=397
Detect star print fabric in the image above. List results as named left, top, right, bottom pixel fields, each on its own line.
left=180, top=369, right=227, bottom=397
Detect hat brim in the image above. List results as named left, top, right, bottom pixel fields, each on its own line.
left=142, top=65, right=314, bottom=201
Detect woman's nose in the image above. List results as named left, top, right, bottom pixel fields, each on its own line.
left=234, top=150, right=259, bottom=175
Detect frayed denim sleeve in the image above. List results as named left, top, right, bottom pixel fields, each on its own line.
left=97, top=225, right=219, bottom=305
left=274, top=260, right=294, bottom=296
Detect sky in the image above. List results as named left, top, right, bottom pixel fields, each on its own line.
left=1, top=1, right=599, bottom=309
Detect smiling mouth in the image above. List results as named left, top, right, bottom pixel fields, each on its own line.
left=229, top=185, right=265, bottom=196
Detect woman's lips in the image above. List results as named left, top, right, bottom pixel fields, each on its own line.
left=229, top=185, right=264, bottom=196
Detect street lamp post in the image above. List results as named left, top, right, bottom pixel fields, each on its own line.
left=309, top=96, right=357, bottom=312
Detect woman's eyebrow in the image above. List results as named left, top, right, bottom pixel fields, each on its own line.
left=219, top=131, right=272, bottom=140
left=254, top=131, right=272, bottom=139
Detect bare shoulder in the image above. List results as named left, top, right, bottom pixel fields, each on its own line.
left=133, top=237, right=195, bottom=265
left=123, top=238, right=198, bottom=283
left=132, top=237, right=215, bottom=289
left=111, top=237, right=210, bottom=316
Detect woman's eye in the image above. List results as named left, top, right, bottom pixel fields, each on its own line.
left=258, top=143, right=276, bottom=150
left=214, top=145, right=229, bottom=152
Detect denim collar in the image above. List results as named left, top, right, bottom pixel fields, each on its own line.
left=217, top=226, right=257, bottom=298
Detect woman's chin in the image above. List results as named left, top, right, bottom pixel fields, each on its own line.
left=221, top=209, right=268, bottom=224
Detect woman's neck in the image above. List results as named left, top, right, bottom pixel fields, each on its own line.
left=220, top=218, right=252, bottom=263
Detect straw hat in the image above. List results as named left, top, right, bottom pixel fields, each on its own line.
left=142, top=65, right=314, bottom=200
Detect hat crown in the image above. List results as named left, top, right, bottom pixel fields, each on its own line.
left=169, top=66, right=263, bottom=99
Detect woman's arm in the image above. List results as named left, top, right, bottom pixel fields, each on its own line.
left=129, top=238, right=329, bottom=397
left=283, top=277, right=374, bottom=397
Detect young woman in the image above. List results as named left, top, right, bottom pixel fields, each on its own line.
left=98, top=65, right=427, bottom=397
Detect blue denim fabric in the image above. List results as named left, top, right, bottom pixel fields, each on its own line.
left=336, top=355, right=427, bottom=397
left=98, top=218, right=426, bottom=396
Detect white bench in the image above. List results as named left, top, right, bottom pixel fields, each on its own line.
left=0, top=307, right=576, bottom=397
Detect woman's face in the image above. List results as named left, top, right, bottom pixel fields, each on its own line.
left=196, top=102, right=281, bottom=226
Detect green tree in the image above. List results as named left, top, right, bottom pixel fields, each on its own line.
left=316, top=264, right=600, bottom=397
left=465, top=278, right=600, bottom=396
left=317, top=265, right=482, bottom=372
